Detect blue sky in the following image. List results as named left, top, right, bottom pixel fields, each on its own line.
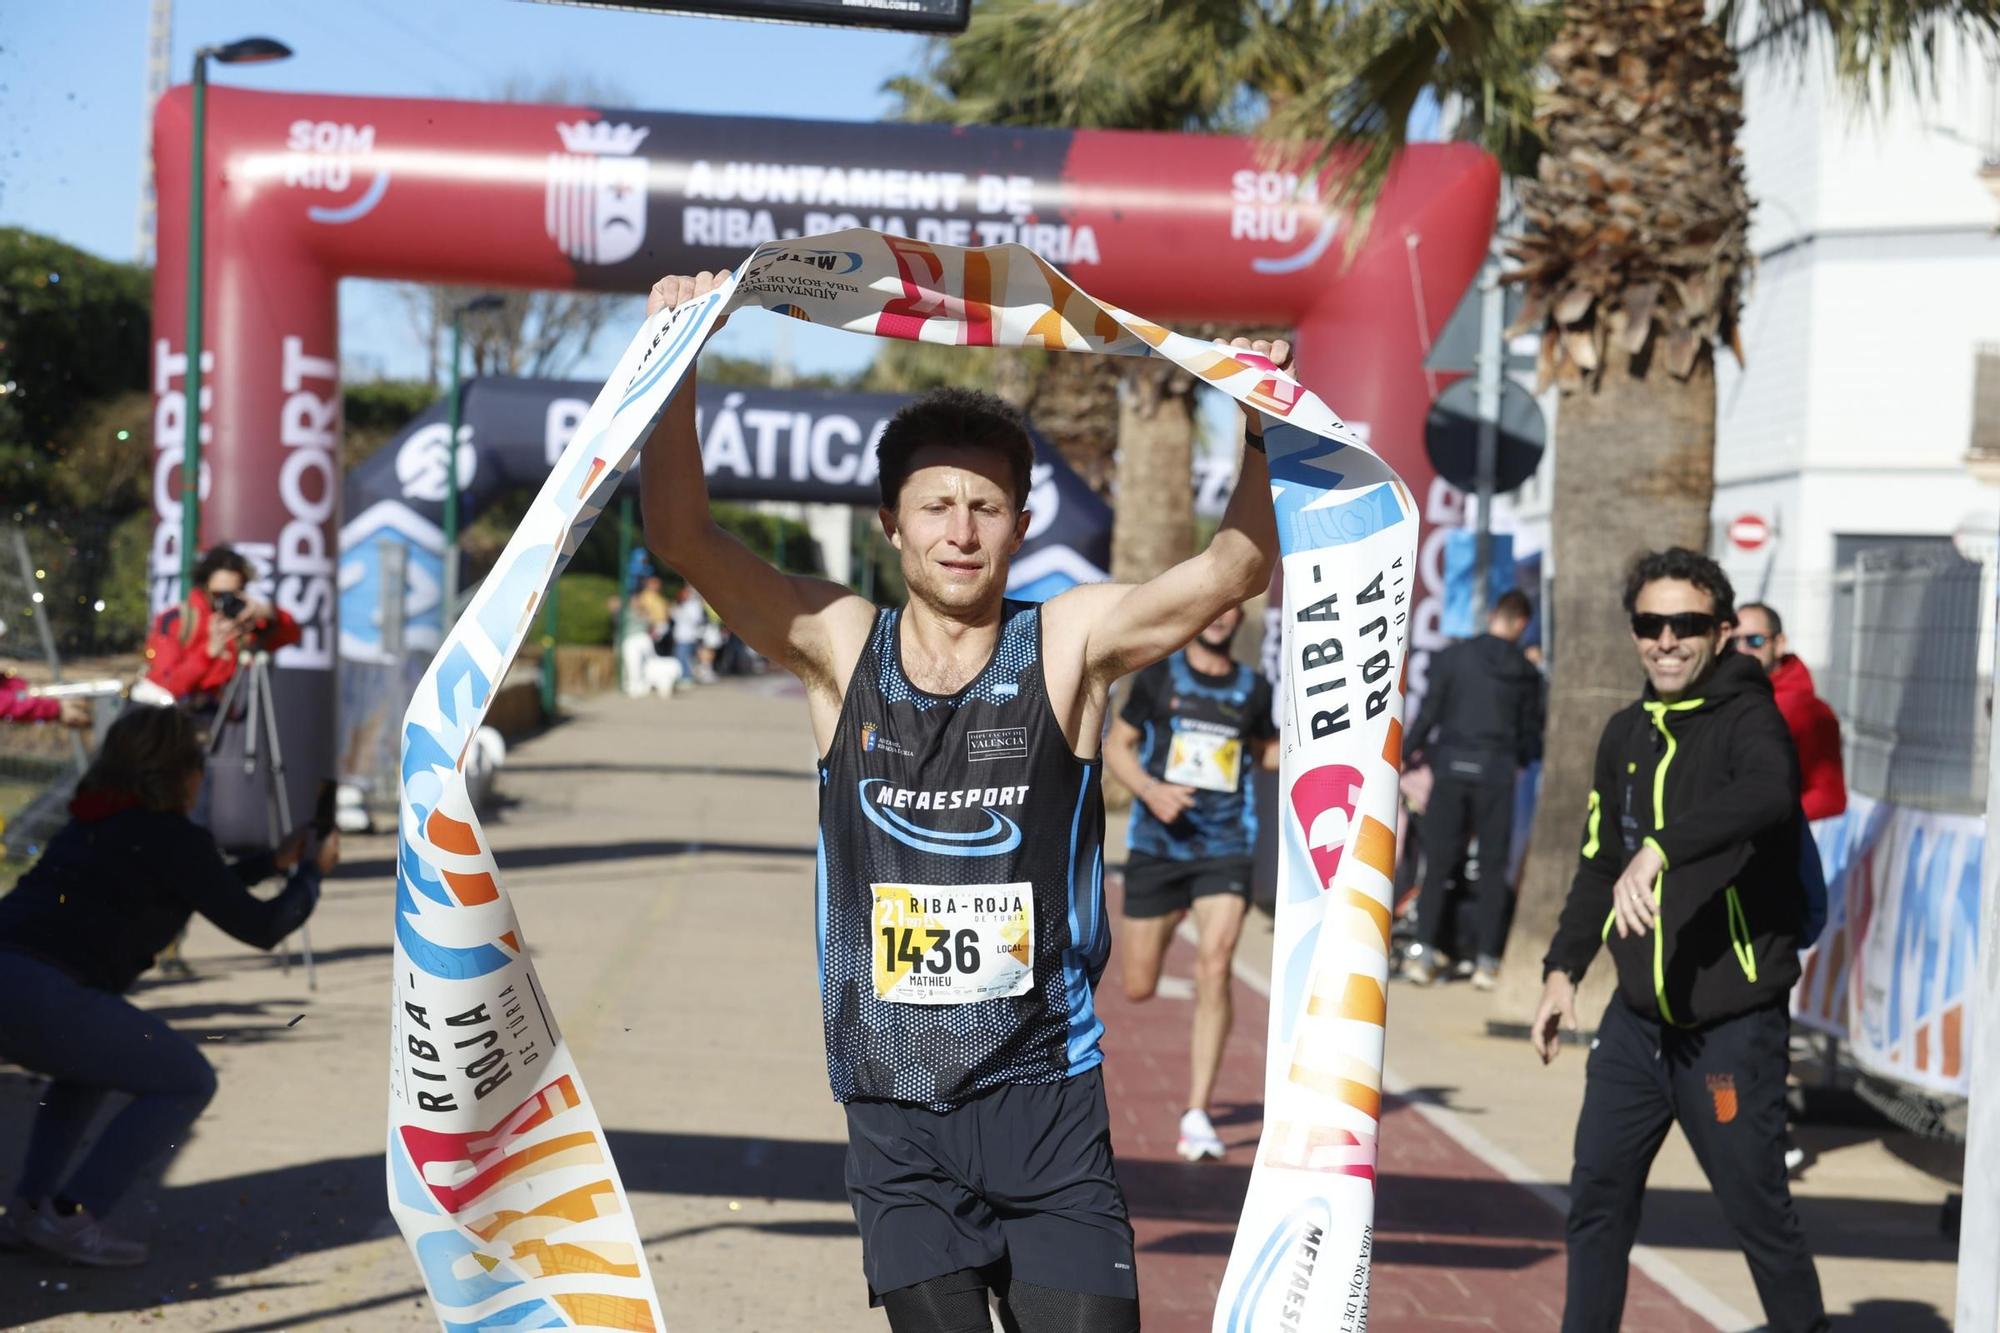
left=0, top=0, right=933, bottom=381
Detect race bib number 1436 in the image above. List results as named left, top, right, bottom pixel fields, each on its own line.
left=871, top=882, right=1035, bottom=1005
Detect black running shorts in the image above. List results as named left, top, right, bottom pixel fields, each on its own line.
left=842, top=1066, right=1138, bottom=1304
left=1121, top=852, right=1254, bottom=919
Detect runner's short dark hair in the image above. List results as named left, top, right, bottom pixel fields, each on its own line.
left=1737, top=601, right=1783, bottom=636
left=1493, top=589, right=1532, bottom=622
left=876, top=387, right=1034, bottom=511
left=1622, top=547, right=1736, bottom=622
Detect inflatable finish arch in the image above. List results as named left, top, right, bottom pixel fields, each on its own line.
left=150, top=85, right=1496, bottom=826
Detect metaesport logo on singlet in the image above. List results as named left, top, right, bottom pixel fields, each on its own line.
left=859, top=779, right=1029, bottom=858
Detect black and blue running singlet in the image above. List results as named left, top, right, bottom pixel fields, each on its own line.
left=816, top=601, right=1108, bottom=1109
left=1121, top=652, right=1274, bottom=862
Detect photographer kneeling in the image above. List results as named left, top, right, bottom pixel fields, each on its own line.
left=0, top=707, right=337, bottom=1267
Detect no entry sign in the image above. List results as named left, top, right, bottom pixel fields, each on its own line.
left=1729, top=513, right=1771, bottom=551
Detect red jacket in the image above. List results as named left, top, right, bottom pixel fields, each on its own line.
left=1, top=672, right=60, bottom=723
left=1770, top=655, right=1846, bottom=820
left=143, top=596, right=302, bottom=702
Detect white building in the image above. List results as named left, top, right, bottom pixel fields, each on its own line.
left=1498, top=45, right=1998, bottom=649
left=1714, top=36, right=2000, bottom=672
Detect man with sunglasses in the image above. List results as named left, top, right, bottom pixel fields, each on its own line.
left=1733, top=603, right=1846, bottom=821
left=1531, top=548, right=1826, bottom=1333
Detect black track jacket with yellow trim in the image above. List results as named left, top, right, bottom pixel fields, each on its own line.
left=1543, top=652, right=1806, bottom=1028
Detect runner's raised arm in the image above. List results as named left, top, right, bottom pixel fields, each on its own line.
left=639, top=272, right=875, bottom=705
left=1039, top=338, right=1287, bottom=752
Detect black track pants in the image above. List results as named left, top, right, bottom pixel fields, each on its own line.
left=1414, top=775, right=1514, bottom=962
left=1563, top=999, right=1827, bottom=1333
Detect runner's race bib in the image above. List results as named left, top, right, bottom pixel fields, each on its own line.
left=871, top=883, right=1035, bottom=1005
left=1165, top=727, right=1244, bottom=793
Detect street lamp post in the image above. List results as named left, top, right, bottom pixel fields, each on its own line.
left=444, top=295, right=505, bottom=626
left=179, top=36, right=292, bottom=599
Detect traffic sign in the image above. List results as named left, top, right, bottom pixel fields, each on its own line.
left=1422, top=379, right=1547, bottom=495
left=1728, top=514, right=1771, bottom=552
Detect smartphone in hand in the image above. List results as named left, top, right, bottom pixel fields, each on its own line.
left=311, top=780, right=338, bottom=839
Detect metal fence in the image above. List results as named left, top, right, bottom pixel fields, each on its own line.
left=338, top=539, right=428, bottom=823
left=3, top=512, right=183, bottom=859
left=1, top=524, right=91, bottom=861
left=1819, top=544, right=1995, bottom=815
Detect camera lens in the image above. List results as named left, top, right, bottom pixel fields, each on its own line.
left=215, top=592, right=247, bottom=618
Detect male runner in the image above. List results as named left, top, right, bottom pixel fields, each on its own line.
left=642, top=271, right=1285, bottom=1333
left=1104, top=603, right=1275, bottom=1162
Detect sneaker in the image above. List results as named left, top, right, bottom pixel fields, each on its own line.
left=1401, top=948, right=1438, bottom=986
left=1451, top=957, right=1477, bottom=981
left=1471, top=967, right=1498, bottom=992
left=24, top=1204, right=148, bottom=1268
left=1176, top=1108, right=1226, bottom=1162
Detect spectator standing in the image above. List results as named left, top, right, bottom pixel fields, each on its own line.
left=616, top=572, right=675, bottom=697
left=1532, top=548, right=1826, bottom=1333
left=1105, top=603, right=1276, bottom=1162
left=668, top=583, right=707, bottom=682
left=1733, top=603, right=1846, bottom=820
left=631, top=573, right=672, bottom=639
left=140, top=547, right=299, bottom=708
left=1401, top=588, right=1543, bottom=988
left=698, top=603, right=725, bottom=684
left=0, top=706, right=335, bottom=1267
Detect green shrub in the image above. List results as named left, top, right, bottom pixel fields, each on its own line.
left=0, top=229, right=151, bottom=508
left=344, top=380, right=438, bottom=471
left=550, top=572, right=618, bottom=645
left=711, top=502, right=823, bottom=576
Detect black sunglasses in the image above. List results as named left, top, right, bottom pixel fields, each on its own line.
left=1630, top=612, right=1718, bottom=641
left=1732, top=633, right=1770, bottom=650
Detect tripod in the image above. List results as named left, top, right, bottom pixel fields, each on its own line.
left=208, top=649, right=317, bottom=990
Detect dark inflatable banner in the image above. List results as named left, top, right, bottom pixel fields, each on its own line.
left=338, top=379, right=1111, bottom=666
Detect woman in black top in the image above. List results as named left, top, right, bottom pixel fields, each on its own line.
left=0, top=706, right=336, bottom=1267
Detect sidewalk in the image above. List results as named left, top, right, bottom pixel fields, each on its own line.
left=1095, top=880, right=1716, bottom=1333
left=0, top=682, right=1959, bottom=1330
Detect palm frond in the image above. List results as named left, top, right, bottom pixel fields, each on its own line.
left=882, top=0, right=1077, bottom=128
left=1257, top=1, right=1558, bottom=243
left=1720, top=0, right=2000, bottom=97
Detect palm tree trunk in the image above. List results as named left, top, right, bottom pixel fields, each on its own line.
left=1030, top=355, right=1122, bottom=500
left=1110, top=360, right=1198, bottom=584
left=1101, top=359, right=1197, bottom=812
left=1495, top=343, right=1716, bottom=1022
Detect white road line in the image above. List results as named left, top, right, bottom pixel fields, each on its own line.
left=1187, top=916, right=1759, bottom=1333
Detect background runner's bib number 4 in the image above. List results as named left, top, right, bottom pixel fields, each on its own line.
left=871, top=882, right=1035, bottom=1005
left=1165, top=729, right=1243, bottom=793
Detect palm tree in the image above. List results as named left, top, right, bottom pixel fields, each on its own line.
left=887, top=0, right=1304, bottom=581
left=1257, top=0, right=1999, bottom=1014
left=899, top=0, right=2000, bottom=1012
